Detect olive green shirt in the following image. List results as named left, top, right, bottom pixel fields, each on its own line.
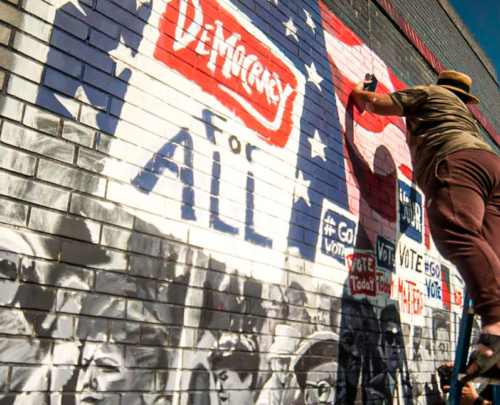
left=389, top=84, right=494, bottom=191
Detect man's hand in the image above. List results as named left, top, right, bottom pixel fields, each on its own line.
left=440, top=363, right=489, bottom=405
left=351, top=80, right=404, bottom=117
left=442, top=382, right=481, bottom=405
left=355, top=80, right=373, bottom=91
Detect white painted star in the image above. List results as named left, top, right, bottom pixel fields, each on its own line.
left=308, top=130, right=327, bottom=161
left=294, top=171, right=311, bottom=207
left=283, top=18, right=299, bottom=42
left=304, top=9, right=316, bottom=33
left=305, top=62, right=323, bottom=91
left=55, top=0, right=87, bottom=15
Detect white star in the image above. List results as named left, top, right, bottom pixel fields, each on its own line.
left=283, top=18, right=299, bottom=42
left=55, top=0, right=87, bottom=15
left=304, top=9, right=316, bottom=33
left=294, top=171, right=311, bottom=207
left=267, top=0, right=278, bottom=4
left=305, top=62, right=323, bottom=91
left=308, top=130, right=327, bottom=161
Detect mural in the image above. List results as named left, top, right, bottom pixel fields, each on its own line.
left=0, top=0, right=471, bottom=403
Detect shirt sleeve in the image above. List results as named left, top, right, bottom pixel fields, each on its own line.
left=388, top=86, right=429, bottom=116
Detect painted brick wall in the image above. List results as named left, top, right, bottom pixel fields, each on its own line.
left=435, top=0, right=498, bottom=84
left=0, top=0, right=497, bottom=404
left=387, top=0, right=500, bottom=130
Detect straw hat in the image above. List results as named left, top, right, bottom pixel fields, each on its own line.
left=436, top=70, right=480, bottom=104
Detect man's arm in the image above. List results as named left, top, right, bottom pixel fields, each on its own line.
left=351, top=80, right=404, bottom=116
left=440, top=363, right=491, bottom=405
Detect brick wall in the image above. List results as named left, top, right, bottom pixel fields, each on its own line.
left=387, top=0, right=500, bottom=132
left=436, top=0, right=497, bottom=84
left=0, top=0, right=496, bottom=403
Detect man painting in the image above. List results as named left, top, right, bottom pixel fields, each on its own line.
left=352, top=70, right=500, bottom=379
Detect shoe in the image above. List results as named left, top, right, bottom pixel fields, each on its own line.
left=461, top=333, right=500, bottom=384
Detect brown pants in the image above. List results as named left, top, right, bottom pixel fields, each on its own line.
left=426, top=149, right=500, bottom=326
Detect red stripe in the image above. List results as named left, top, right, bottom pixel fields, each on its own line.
left=441, top=266, right=452, bottom=310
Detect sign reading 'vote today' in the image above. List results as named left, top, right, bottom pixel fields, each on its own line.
left=348, top=253, right=376, bottom=297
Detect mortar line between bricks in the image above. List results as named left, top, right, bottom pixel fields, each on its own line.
left=34, top=157, right=103, bottom=192
left=1, top=121, right=70, bottom=154
left=0, top=23, right=50, bottom=50
left=0, top=42, right=45, bottom=82
left=0, top=174, right=70, bottom=218
left=5, top=16, right=15, bottom=49
left=0, top=136, right=75, bottom=180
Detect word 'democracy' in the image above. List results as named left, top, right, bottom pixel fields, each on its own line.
left=155, top=0, right=301, bottom=147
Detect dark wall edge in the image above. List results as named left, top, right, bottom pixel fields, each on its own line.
left=372, top=0, right=500, bottom=146
left=436, top=0, right=498, bottom=85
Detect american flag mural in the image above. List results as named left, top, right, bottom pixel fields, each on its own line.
left=0, top=0, right=473, bottom=402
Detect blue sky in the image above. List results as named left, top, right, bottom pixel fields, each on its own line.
left=449, top=0, right=500, bottom=79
